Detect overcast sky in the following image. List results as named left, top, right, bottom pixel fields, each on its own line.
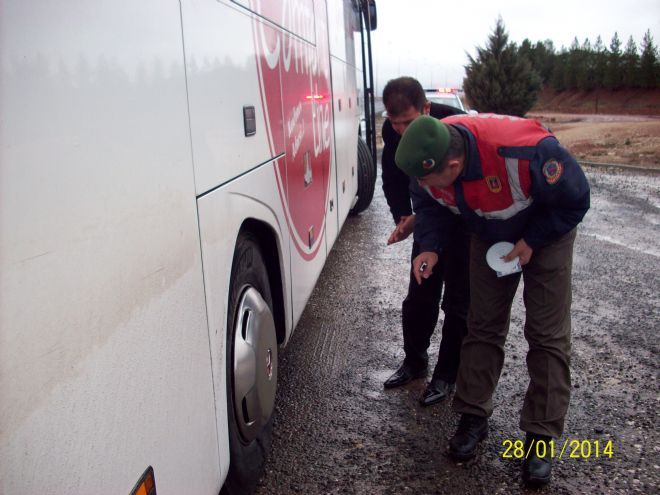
left=370, top=0, right=660, bottom=93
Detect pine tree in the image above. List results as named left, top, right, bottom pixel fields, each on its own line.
left=604, top=32, right=623, bottom=90
left=519, top=39, right=556, bottom=85
left=622, top=36, right=640, bottom=87
left=593, top=36, right=607, bottom=89
left=551, top=50, right=568, bottom=91
left=537, top=40, right=557, bottom=83
left=519, top=39, right=534, bottom=67
left=576, top=38, right=595, bottom=90
left=639, top=29, right=659, bottom=88
left=564, top=37, right=581, bottom=89
left=463, top=17, right=541, bottom=116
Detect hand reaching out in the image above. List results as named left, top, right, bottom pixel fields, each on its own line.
left=387, top=215, right=416, bottom=245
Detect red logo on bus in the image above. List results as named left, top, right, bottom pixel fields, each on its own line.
left=250, top=0, right=333, bottom=260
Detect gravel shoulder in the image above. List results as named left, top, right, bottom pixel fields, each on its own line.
left=255, top=167, right=659, bottom=495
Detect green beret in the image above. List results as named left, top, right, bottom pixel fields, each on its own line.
left=395, top=115, right=450, bottom=177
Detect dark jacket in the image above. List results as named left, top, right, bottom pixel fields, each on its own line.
left=381, top=102, right=465, bottom=224
left=411, top=114, right=591, bottom=251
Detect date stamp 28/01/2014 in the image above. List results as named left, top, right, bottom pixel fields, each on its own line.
left=501, top=439, right=614, bottom=460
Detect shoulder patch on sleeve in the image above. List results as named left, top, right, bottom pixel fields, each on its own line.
left=542, top=159, right=563, bottom=184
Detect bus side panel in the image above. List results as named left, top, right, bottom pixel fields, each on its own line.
left=327, top=0, right=359, bottom=67
left=233, top=0, right=316, bottom=44
left=181, top=0, right=285, bottom=196
left=239, top=0, right=336, bottom=328
left=320, top=0, right=338, bottom=252
left=327, top=0, right=360, bottom=235
left=196, top=159, right=293, bottom=481
left=271, top=0, right=332, bottom=327
left=0, top=2, right=220, bottom=494
left=330, top=57, right=360, bottom=228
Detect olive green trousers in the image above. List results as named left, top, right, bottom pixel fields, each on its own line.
left=453, top=228, right=577, bottom=437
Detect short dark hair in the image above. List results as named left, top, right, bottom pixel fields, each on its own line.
left=432, top=125, right=465, bottom=174
left=382, top=77, right=426, bottom=116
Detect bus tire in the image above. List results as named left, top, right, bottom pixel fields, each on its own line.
left=349, top=136, right=376, bottom=216
left=222, top=232, right=278, bottom=495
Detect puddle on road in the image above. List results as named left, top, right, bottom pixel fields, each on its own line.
left=364, top=368, right=430, bottom=401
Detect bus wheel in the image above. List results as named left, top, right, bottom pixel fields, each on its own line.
left=349, top=136, right=376, bottom=216
left=223, top=232, right=277, bottom=495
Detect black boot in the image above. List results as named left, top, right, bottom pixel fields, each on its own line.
left=522, top=433, right=553, bottom=486
left=448, top=413, right=488, bottom=461
left=383, top=362, right=427, bottom=389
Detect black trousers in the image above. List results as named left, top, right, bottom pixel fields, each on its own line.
left=402, top=227, right=470, bottom=383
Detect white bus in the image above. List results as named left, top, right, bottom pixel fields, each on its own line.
left=0, top=1, right=377, bottom=493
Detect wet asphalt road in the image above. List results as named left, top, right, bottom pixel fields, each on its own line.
left=255, top=168, right=659, bottom=494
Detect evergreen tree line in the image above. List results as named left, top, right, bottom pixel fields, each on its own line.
left=519, top=30, right=659, bottom=91
left=463, top=18, right=659, bottom=116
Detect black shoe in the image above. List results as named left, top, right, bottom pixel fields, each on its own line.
left=448, top=413, right=488, bottom=461
left=419, top=378, right=454, bottom=407
left=383, top=362, right=427, bottom=389
left=522, top=434, right=553, bottom=486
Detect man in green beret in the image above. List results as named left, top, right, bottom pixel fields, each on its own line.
left=395, top=114, right=590, bottom=487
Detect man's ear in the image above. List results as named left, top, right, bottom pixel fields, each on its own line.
left=423, top=101, right=431, bottom=115
left=447, top=157, right=463, bottom=175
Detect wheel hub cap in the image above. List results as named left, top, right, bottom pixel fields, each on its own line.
left=233, top=287, right=277, bottom=442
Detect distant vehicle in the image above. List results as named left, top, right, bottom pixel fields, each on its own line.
left=381, top=87, right=470, bottom=118
left=424, top=87, right=466, bottom=112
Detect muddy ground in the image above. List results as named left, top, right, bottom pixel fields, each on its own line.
left=254, top=117, right=659, bottom=493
